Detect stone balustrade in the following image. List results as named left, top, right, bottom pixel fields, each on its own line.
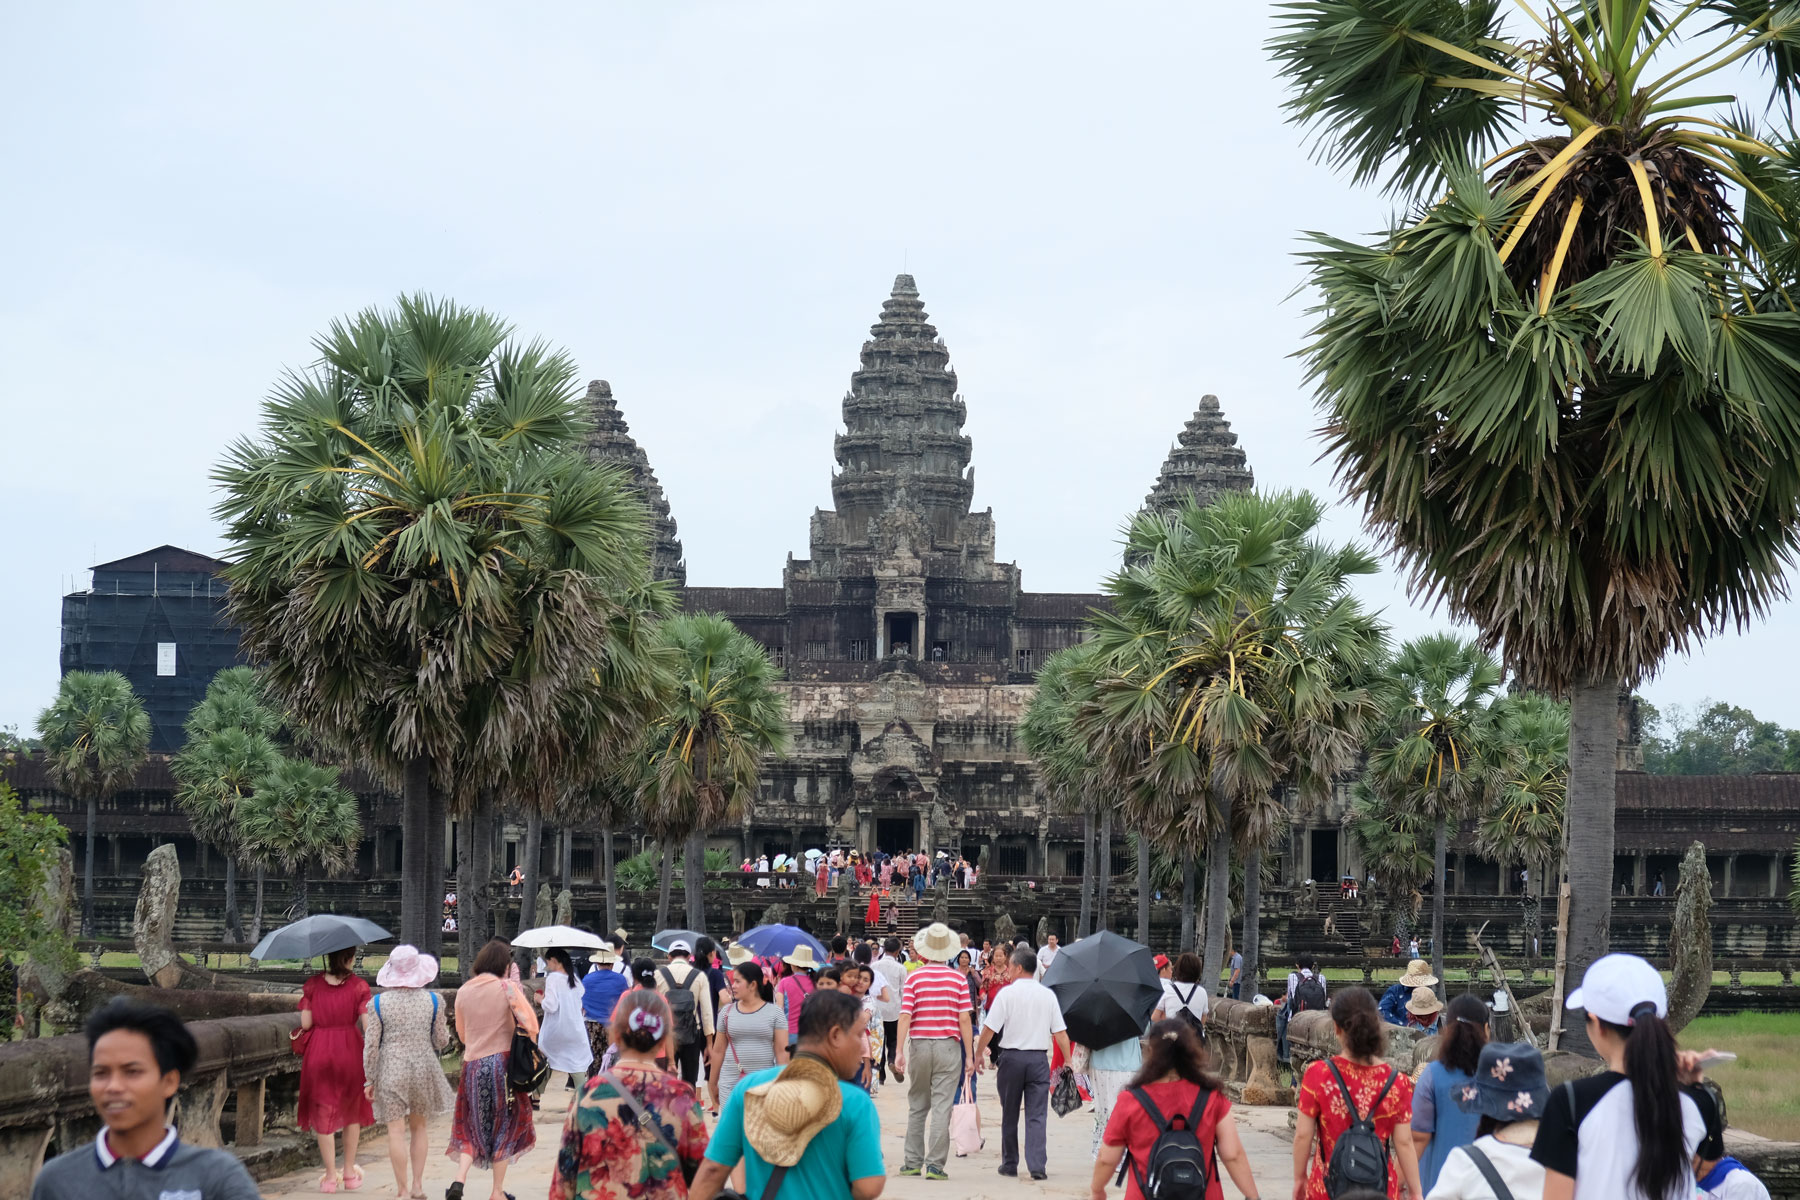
left=1203, top=999, right=1290, bottom=1105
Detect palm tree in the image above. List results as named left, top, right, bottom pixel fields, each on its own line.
left=1362, top=635, right=1506, bottom=987
left=1478, top=692, right=1570, bottom=893
left=1083, top=489, right=1386, bottom=991
left=646, top=613, right=788, bottom=936
left=36, top=671, right=150, bottom=936
left=1021, top=642, right=1107, bottom=937
left=236, top=757, right=361, bottom=919
left=214, top=294, right=653, bottom=949
left=1274, top=0, right=1800, bottom=1042
left=171, top=667, right=281, bottom=942
left=1349, top=779, right=1436, bottom=941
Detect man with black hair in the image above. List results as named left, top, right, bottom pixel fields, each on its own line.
left=692, top=990, right=885, bottom=1200
left=974, top=946, right=1070, bottom=1181
left=829, top=935, right=849, bottom=964
left=32, top=998, right=261, bottom=1199
left=655, top=940, right=715, bottom=1089
left=871, top=936, right=905, bottom=1084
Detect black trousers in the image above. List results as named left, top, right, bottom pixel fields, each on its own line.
left=881, top=1020, right=899, bottom=1080
left=995, top=1048, right=1050, bottom=1174
left=673, top=1039, right=703, bottom=1086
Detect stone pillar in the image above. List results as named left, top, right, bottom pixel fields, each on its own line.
left=110, top=836, right=122, bottom=876
left=1724, top=855, right=1737, bottom=899
left=1633, top=855, right=1647, bottom=896
left=1772, top=857, right=1783, bottom=898
left=1454, top=854, right=1466, bottom=895
left=234, top=1078, right=266, bottom=1147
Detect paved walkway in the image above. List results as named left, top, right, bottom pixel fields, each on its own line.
left=259, top=1076, right=1297, bottom=1199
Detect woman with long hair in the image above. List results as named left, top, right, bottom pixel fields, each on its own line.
left=1413, top=993, right=1489, bottom=1193
left=447, top=939, right=539, bottom=1200
left=706, top=962, right=789, bottom=1192
left=1153, top=952, right=1209, bottom=1030
left=1428, top=1040, right=1549, bottom=1200
left=1292, top=987, right=1423, bottom=1200
left=549, top=990, right=708, bottom=1200
left=1532, top=954, right=1710, bottom=1200
left=296, top=945, right=376, bottom=1192
left=1089, top=1018, right=1262, bottom=1200
left=536, top=948, right=593, bottom=1120
left=364, top=945, right=455, bottom=1199
left=773, top=948, right=817, bottom=1053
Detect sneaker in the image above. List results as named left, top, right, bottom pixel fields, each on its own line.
left=897, top=1167, right=922, bottom=1178
left=924, top=1166, right=950, bottom=1182
left=1030, top=1172, right=1047, bottom=1181
left=997, top=1167, right=1018, bottom=1178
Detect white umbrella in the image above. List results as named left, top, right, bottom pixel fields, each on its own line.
left=513, top=924, right=608, bottom=950
left=804, top=848, right=824, bottom=860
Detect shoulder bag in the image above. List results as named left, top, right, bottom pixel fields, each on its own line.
left=1461, top=1144, right=1517, bottom=1200
left=505, top=982, right=549, bottom=1095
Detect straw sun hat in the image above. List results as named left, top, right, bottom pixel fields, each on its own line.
left=1398, top=958, right=1439, bottom=988
left=1406, top=986, right=1446, bottom=1018
left=743, top=1054, right=843, bottom=1167
left=782, top=945, right=820, bottom=971
left=912, top=922, right=960, bottom=963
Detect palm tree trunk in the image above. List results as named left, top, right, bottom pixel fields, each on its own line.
left=1432, top=814, right=1449, bottom=993
left=560, top=828, right=573, bottom=892
left=82, top=795, right=97, bottom=937
left=517, top=810, right=543, bottom=938
left=294, top=866, right=308, bottom=919
left=425, top=781, right=448, bottom=957
left=1201, top=815, right=1232, bottom=992
left=1097, top=806, right=1113, bottom=932
left=1136, top=832, right=1151, bottom=942
left=457, top=794, right=479, bottom=974
left=1077, top=807, right=1095, bottom=938
left=656, top=839, right=675, bottom=931
left=1179, top=852, right=1197, bottom=951
left=602, top=821, right=618, bottom=936
left=473, top=788, right=496, bottom=945
left=250, top=864, right=265, bottom=944
left=685, top=828, right=706, bottom=935
left=223, top=853, right=242, bottom=943
left=399, top=755, right=433, bottom=949
left=1241, top=845, right=1262, bottom=1000
left=1562, top=677, right=1621, bottom=1056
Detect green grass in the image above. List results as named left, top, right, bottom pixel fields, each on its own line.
left=1682, top=1013, right=1800, bottom=1142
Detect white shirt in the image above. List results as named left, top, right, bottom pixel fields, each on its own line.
left=871, top=954, right=906, bottom=1023
left=1426, top=1135, right=1544, bottom=1200
left=1532, top=1072, right=1704, bottom=1200
left=982, top=977, right=1066, bottom=1051
left=1159, top=979, right=1209, bottom=1023
left=1035, top=944, right=1059, bottom=980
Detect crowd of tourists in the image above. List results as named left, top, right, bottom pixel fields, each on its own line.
left=27, top=931, right=1774, bottom=1200
left=738, top=846, right=981, bottom=897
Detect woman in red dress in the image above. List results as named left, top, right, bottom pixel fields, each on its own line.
left=295, top=946, right=376, bottom=1192
left=1292, top=987, right=1422, bottom=1200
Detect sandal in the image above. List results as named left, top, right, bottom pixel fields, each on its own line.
left=445, top=1184, right=464, bottom=1200
left=344, top=1166, right=365, bottom=1191
left=318, top=1175, right=339, bottom=1194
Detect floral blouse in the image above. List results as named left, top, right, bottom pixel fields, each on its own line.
left=550, top=1064, right=709, bottom=1200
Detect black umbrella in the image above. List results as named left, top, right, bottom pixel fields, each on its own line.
left=1041, top=930, right=1162, bottom=1049
left=250, top=914, right=391, bottom=961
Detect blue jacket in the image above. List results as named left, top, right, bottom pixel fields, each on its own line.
left=1379, top=982, right=1411, bottom=1026
left=582, top=965, right=629, bottom=1022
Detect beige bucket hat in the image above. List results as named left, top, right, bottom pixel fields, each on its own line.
left=1406, top=985, right=1446, bottom=1017
left=782, top=945, right=820, bottom=971
left=912, top=922, right=960, bottom=963
left=1399, top=958, right=1439, bottom=988
left=743, top=1054, right=843, bottom=1167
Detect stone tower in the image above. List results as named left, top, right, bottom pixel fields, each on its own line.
left=1144, top=394, right=1255, bottom=514
left=581, top=379, right=687, bottom=585
left=822, top=274, right=986, bottom=552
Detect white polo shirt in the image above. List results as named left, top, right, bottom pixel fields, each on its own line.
left=982, top=977, right=1066, bottom=1051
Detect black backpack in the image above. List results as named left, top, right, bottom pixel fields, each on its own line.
left=1292, top=972, right=1328, bottom=1014
left=658, top=966, right=702, bottom=1046
left=1320, top=1059, right=1398, bottom=1198
left=1117, top=1085, right=1214, bottom=1200
left=1168, top=982, right=1207, bottom=1035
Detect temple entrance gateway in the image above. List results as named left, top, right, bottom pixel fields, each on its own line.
left=875, top=816, right=916, bottom=856
left=884, top=612, right=918, bottom=656
left=1309, top=828, right=1338, bottom=884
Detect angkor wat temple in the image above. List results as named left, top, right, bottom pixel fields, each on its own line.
left=10, top=275, right=1798, bottom=958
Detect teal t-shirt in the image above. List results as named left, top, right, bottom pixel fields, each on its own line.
left=704, top=1063, right=885, bottom=1199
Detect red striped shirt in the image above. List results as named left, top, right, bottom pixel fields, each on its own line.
left=901, top=963, right=971, bottom=1039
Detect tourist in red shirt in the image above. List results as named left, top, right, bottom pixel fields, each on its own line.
left=1292, top=987, right=1422, bottom=1200
left=894, top=922, right=974, bottom=1182
left=1092, top=1018, right=1262, bottom=1200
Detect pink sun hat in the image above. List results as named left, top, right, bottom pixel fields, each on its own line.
left=376, top=944, right=440, bottom=989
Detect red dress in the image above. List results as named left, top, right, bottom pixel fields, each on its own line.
left=1296, top=1055, right=1414, bottom=1200
left=297, top=973, right=376, bottom=1134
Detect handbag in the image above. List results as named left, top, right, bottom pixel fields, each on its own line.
left=289, top=1027, right=312, bottom=1056
left=504, top=982, right=549, bottom=1095
left=950, top=1078, right=984, bottom=1156
left=1050, top=1064, right=1082, bottom=1117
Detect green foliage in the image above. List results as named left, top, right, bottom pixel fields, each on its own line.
left=0, top=782, right=75, bottom=972
left=1640, top=698, right=1800, bottom=775
left=36, top=672, right=149, bottom=803
left=612, top=846, right=734, bottom=891
left=1479, top=692, right=1570, bottom=875
left=0, top=725, right=40, bottom=755
left=235, top=758, right=360, bottom=879
left=1348, top=779, right=1434, bottom=909
left=171, top=668, right=283, bottom=855
left=1362, top=634, right=1507, bottom=825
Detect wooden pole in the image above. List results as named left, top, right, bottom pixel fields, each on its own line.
left=1549, top=880, right=1572, bottom=1052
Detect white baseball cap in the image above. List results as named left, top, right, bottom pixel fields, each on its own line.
left=1565, top=953, right=1666, bottom=1026
left=668, top=939, right=693, bottom=955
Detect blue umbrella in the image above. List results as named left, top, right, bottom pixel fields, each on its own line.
left=736, top=924, right=828, bottom=960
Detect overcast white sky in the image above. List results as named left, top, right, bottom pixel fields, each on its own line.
left=3, top=3, right=1796, bottom=736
